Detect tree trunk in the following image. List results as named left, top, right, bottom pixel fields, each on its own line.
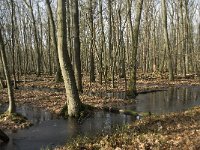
left=23, top=0, right=41, bottom=76
left=161, top=0, right=174, bottom=81
left=128, top=0, right=143, bottom=97
left=57, top=0, right=81, bottom=117
left=73, top=0, right=83, bottom=92
left=10, top=0, right=17, bottom=89
left=0, top=28, right=16, bottom=115
left=46, top=0, right=62, bottom=82
left=89, top=0, right=95, bottom=82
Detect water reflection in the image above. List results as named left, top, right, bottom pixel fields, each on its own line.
left=0, top=107, right=135, bottom=150
left=1, top=86, right=200, bottom=150
left=88, top=91, right=127, bottom=99
left=134, top=86, right=200, bottom=114
left=0, top=104, right=56, bottom=124
left=88, top=86, right=200, bottom=114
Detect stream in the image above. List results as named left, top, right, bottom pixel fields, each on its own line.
left=0, top=86, right=200, bottom=150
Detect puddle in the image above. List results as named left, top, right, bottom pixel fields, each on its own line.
left=0, top=105, right=135, bottom=150
left=88, top=86, right=200, bottom=114
left=1, top=86, right=200, bottom=149
left=126, top=86, right=200, bottom=114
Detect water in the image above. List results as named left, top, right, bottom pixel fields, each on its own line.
left=1, top=86, right=200, bottom=149
left=0, top=105, right=134, bottom=150
left=134, top=86, right=200, bottom=114
left=89, top=86, right=200, bottom=114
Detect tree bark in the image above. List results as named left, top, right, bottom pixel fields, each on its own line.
left=73, top=0, right=83, bottom=92
left=45, top=0, right=62, bottom=82
left=23, top=0, right=41, bottom=76
left=89, top=0, right=95, bottom=82
left=128, top=0, right=143, bottom=97
left=161, top=0, right=174, bottom=81
left=0, top=27, right=16, bottom=115
left=10, top=0, right=17, bottom=89
left=57, top=0, right=81, bottom=117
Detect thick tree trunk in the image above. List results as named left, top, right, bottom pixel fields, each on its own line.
left=0, top=28, right=16, bottom=114
left=57, top=0, right=81, bottom=117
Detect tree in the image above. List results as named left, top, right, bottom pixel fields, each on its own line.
left=73, top=0, right=83, bottom=92
left=0, top=27, right=16, bottom=115
left=161, top=0, right=174, bottom=81
left=128, top=0, right=144, bottom=97
left=23, top=0, right=41, bottom=76
left=10, top=0, right=17, bottom=89
left=89, top=0, right=95, bottom=83
left=45, top=0, right=62, bottom=82
left=57, top=0, right=82, bottom=117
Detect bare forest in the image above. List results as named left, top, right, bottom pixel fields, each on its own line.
left=0, top=0, right=200, bottom=149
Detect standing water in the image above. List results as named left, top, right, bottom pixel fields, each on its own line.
left=0, top=86, right=200, bottom=149
left=134, top=86, right=200, bottom=114
left=0, top=105, right=135, bottom=150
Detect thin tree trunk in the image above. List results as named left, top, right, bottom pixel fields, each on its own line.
left=24, top=0, right=41, bottom=76
left=0, top=28, right=16, bottom=115
left=10, top=0, right=17, bottom=89
left=46, top=0, right=62, bottom=82
left=89, top=0, right=95, bottom=82
left=73, top=0, right=83, bottom=92
left=161, top=0, right=174, bottom=81
left=128, top=0, right=143, bottom=97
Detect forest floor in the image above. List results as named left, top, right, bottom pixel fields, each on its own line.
left=0, top=73, right=200, bottom=149
left=56, top=106, right=200, bottom=150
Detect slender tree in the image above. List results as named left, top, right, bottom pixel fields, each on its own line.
left=128, top=0, right=144, bottom=97
left=10, top=0, right=17, bottom=89
left=0, top=27, right=16, bottom=115
left=89, top=0, right=95, bottom=82
left=46, top=0, right=62, bottom=82
left=23, top=0, right=41, bottom=76
left=73, top=0, right=83, bottom=92
left=161, top=0, right=174, bottom=81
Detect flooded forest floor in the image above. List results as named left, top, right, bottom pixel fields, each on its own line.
left=0, top=73, right=200, bottom=149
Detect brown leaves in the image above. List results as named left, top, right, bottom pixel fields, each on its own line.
left=0, top=113, right=32, bottom=130
left=60, top=106, right=200, bottom=150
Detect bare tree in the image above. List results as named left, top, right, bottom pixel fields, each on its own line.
left=0, top=27, right=16, bottom=115
left=57, top=0, right=82, bottom=117
left=23, top=0, right=41, bottom=76
left=161, top=0, right=174, bottom=81
left=73, top=0, right=83, bottom=92
left=46, top=0, right=62, bottom=82
left=128, top=0, right=144, bottom=97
